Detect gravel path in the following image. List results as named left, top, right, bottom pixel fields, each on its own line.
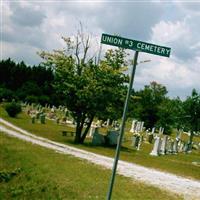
left=0, top=118, right=200, bottom=199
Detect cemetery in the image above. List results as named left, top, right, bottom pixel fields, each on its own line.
left=1, top=103, right=199, bottom=180
left=1, top=49, right=200, bottom=200
left=0, top=102, right=200, bottom=199
left=13, top=102, right=200, bottom=157
left=1, top=5, right=200, bottom=198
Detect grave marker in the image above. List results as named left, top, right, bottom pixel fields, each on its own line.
left=160, top=135, right=168, bottom=155
left=150, top=136, right=161, bottom=156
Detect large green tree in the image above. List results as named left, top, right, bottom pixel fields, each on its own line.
left=183, top=89, right=200, bottom=149
left=135, top=81, right=168, bottom=129
left=39, top=33, right=128, bottom=144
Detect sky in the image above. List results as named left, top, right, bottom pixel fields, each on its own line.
left=1, top=0, right=200, bottom=99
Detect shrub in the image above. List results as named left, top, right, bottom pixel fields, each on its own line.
left=0, top=87, right=15, bottom=102
left=5, top=102, right=22, bottom=117
left=38, top=95, right=50, bottom=106
left=25, top=95, right=38, bottom=104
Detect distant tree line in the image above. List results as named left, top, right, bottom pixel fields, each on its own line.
left=0, top=58, right=64, bottom=106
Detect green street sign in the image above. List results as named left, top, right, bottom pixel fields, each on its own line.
left=101, top=33, right=171, bottom=57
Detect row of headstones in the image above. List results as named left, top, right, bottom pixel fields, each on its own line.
left=150, top=135, right=191, bottom=156
left=25, top=103, right=75, bottom=125
left=131, top=134, right=143, bottom=150
left=31, top=111, right=46, bottom=124
left=131, top=129, right=191, bottom=154
left=90, top=127, right=120, bottom=146
left=130, top=120, right=144, bottom=133
left=130, top=120, right=165, bottom=135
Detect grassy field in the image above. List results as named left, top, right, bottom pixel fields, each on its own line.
left=0, top=105, right=200, bottom=181
left=0, top=133, right=182, bottom=200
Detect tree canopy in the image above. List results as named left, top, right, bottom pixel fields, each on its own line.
left=0, top=58, right=55, bottom=105
left=39, top=34, right=128, bottom=143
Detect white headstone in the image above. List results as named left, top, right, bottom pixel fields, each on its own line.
left=160, top=135, right=168, bottom=155
left=135, top=122, right=140, bottom=133
left=130, top=120, right=137, bottom=133
left=150, top=136, right=161, bottom=156
left=106, top=119, right=110, bottom=127
left=140, top=121, right=144, bottom=132
left=173, top=139, right=178, bottom=154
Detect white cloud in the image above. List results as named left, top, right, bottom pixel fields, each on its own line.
left=134, top=56, right=200, bottom=98
left=2, top=41, right=42, bottom=65
left=1, top=1, right=200, bottom=98
left=176, top=2, right=200, bottom=14
left=146, top=14, right=200, bottom=98
left=151, top=20, right=190, bottom=44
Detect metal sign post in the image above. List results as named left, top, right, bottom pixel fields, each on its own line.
left=106, top=50, right=139, bottom=200
left=100, top=33, right=171, bottom=200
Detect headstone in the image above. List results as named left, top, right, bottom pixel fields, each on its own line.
left=183, top=142, right=189, bottom=153
left=40, top=114, right=46, bottom=124
left=172, top=139, right=179, bottom=154
left=160, top=135, right=168, bottom=155
left=147, top=134, right=154, bottom=143
left=132, top=135, right=140, bottom=148
left=31, top=116, right=35, bottom=124
left=36, top=112, right=40, bottom=119
left=167, top=140, right=174, bottom=154
left=137, top=135, right=143, bottom=150
left=130, top=120, right=137, bottom=133
left=176, top=129, right=182, bottom=140
left=135, top=122, right=140, bottom=133
left=150, top=136, right=161, bottom=156
left=106, top=119, right=110, bottom=127
left=178, top=141, right=184, bottom=152
left=106, top=130, right=119, bottom=146
left=88, top=124, right=96, bottom=137
left=152, top=127, right=155, bottom=134
left=140, top=121, right=144, bottom=132
left=92, top=128, right=105, bottom=146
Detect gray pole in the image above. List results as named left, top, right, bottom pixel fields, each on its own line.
left=97, top=43, right=102, bottom=65
left=106, top=51, right=139, bottom=200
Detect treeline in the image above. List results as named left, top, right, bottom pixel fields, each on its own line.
left=0, top=58, right=199, bottom=135
left=0, top=58, right=63, bottom=105
left=129, top=82, right=200, bottom=133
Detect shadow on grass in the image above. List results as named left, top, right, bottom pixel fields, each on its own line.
left=65, top=138, right=136, bottom=154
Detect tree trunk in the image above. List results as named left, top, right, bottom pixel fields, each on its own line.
left=74, top=114, right=81, bottom=143
left=80, top=115, right=94, bottom=144
left=74, top=112, right=86, bottom=144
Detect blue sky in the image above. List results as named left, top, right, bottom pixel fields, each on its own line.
left=1, top=1, right=200, bottom=99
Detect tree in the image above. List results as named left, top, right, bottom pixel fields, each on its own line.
left=5, top=101, right=22, bottom=117
left=156, top=98, right=175, bottom=134
left=136, top=81, right=168, bottom=129
left=0, top=58, right=55, bottom=105
left=183, top=89, right=200, bottom=149
left=39, top=31, right=128, bottom=144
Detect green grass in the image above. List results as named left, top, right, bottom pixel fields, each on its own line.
left=0, top=105, right=200, bottom=181
left=0, top=133, right=182, bottom=200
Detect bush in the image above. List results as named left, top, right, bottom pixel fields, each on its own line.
left=25, top=95, right=38, bottom=104
left=38, top=95, right=50, bottom=106
left=5, top=102, right=22, bottom=117
left=0, top=87, right=15, bottom=102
